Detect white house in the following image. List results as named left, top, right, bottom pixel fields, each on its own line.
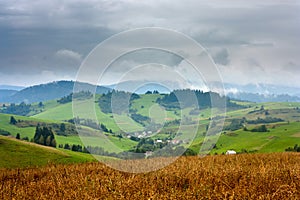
left=226, top=150, right=236, bottom=155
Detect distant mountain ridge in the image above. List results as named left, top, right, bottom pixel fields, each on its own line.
left=105, top=81, right=173, bottom=94
left=106, top=80, right=300, bottom=102
left=0, top=85, right=25, bottom=91
left=220, top=83, right=300, bottom=102
left=0, top=81, right=111, bottom=103
left=1, top=80, right=299, bottom=103
left=0, top=89, right=18, bottom=100
left=106, top=81, right=300, bottom=97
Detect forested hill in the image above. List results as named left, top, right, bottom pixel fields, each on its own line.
left=0, top=81, right=111, bottom=103
left=157, top=89, right=243, bottom=109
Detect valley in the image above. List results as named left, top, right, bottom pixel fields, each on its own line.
left=0, top=86, right=299, bottom=166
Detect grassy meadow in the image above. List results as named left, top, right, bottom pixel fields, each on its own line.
left=1, top=96, right=300, bottom=156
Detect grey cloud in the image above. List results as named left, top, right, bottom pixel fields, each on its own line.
left=0, top=27, right=112, bottom=74
left=244, top=58, right=265, bottom=72
left=284, top=62, right=300, bottom=72
left=212, top=48, right=230, bottom=66
left=243, top=41, right=274, bottom=47
left=0, top=0, right=300, bottom=88
left=55, top=49, right=82, bottom=63
left=107, top=49, right=183, bottom=74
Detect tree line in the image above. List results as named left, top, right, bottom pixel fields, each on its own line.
left=1, top=102, right=31, bottom=116
left=98, top=90, right=140, bottom=114
left=33, top=125, right=57, bottom=147
left=156, top=89, right=242, bottom=109
left=57, top=91, right=92, bottom=104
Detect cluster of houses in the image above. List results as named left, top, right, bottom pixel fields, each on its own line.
left=125, top=131, right=189, bottom=144
left=125, top=131, right=237, bottom=156
left=156, top=139, right=184, bottom=145
left=126, top=131, right=154, bottom=139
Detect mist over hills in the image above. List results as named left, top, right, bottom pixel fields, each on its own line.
left=107, top=80, right=300, bottom=102
left=105, top=81, right=174, bottom=94
left=221, top=83, right=300, bottom=102
left=221, top=83, right=300, bottom=97
left=227, top=92, right=300, bottom=103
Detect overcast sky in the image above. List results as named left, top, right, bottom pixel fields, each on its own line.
left=0, top=0, right=300, bottom=89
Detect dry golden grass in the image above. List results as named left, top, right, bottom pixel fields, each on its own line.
left=1, top=153, right=299, bottom=199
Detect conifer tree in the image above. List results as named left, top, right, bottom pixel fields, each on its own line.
left=10, top=116, right=17, bottom=125
left=46, top=136, right=51, bottom=146
left=38, top=135, right=44, bottom=145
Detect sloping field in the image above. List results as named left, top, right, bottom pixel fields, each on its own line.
left=0, top=153, right=299, bottom=199
left=0, top=136, right=95, bottom=169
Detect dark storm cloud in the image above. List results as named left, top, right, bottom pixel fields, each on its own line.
left=0, top=27, right=113, bottom=75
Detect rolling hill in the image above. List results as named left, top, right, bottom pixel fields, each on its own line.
left=0, top=136, right=96, bottom=169
left=0, top=112, right=137, bottom=153
left=22, top=95, right=300, bottom=155
left=0, top=85, right=25, bottom=90
left=105, top=80, right=173, bottom=94
left=0, top=89, right=17, bottom=100
left=0, top=87, right=299, bottom=165
left=0, top=80, right=111, bottom=103
left=2, top=80, right=299, bottom=104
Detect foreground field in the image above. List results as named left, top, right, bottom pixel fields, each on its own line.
left=1, top=153, right=299, bottom=199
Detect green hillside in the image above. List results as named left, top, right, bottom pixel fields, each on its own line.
left=190, top=121, right=300, bottom=154
left=0, top=113, right=55, bottom=139
left=0, top=136, right=96, bottom=169
left=1, top=92, right=300, bottom=168
left=31, top=94, right=214, bottom=133
left=32, top=101, right=73, bottom=120
left=32, top=99, right=144, bottom=133
left=0, top=112, right=137, bottom=153
left=8, top=98, right=300, bottom=154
